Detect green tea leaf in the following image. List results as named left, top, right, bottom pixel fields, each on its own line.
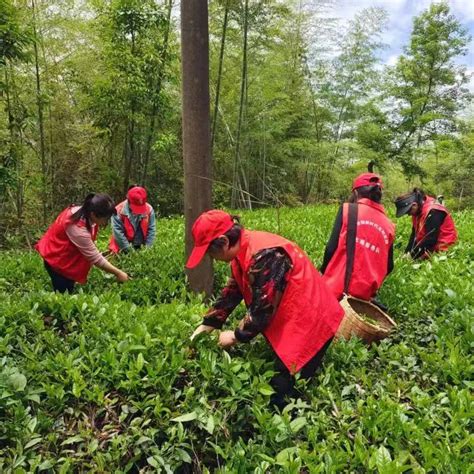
left=171, top=412, right=198, bottom=423
left=258, top=384, right=275, bottom=396
left=205, top=415, right=215, bottom=434
left=24, top=437, right=42, bottom=450
left=61, top=435, right=84, bottom=446
left=290, top=416, right=307, bottom=433
left=9, top=373, right=27, bottom=391
left=136, top=353, right=145, bottom=371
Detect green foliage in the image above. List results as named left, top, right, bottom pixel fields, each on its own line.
left=0, top=0, right=32, bottom=65
left=1, top=1, right=473, bottom=244
left=0, top=205, right=473, bottom=471
left=370, top=3, right=471, bottom=175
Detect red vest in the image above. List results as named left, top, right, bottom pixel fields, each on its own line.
left=323, top=199, right=395, bottom=301
left=109, top=200, right=152, bottom=253
left=231, top=230, right=344, bottom=374
left=412, top=197, right=457, bottom=252
left=35, top=207, right=98, bottom=284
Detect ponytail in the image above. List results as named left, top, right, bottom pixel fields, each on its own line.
left=71, top=193, right=116, bottom=231
left=349, top=185, right=382, bottom=204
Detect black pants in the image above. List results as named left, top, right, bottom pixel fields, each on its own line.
left=270, top=337, right=333, bottom=411
left=371, top=297, right=388, bottom=312
left=44, top=261, right=75, bottom=293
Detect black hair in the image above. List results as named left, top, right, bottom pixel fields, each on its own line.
left=128, top=184, right=141, bottom=191
left=71, top=193, right=116, bottom=231
left=349, top=185, right=382, bottom=204
left=397, top=188, right=426, bottom=206
left=394, top=188, right=426, bottom=216
left=412, top=187, right=426, bottom=206
left=208, top=215, right=242, bottom=253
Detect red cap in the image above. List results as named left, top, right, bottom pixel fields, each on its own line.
left=127, top=187, right=147, bottom=214
left=352, top=173, right=383, bottom=191
left=186, top=210, right=235, bottom=269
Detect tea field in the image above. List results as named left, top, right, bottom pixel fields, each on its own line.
left=1, top=206, right=473, bottom=473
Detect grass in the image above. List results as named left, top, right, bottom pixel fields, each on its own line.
left=0, top=205, right=472, bottom=472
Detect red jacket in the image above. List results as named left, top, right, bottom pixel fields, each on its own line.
left=413, top=197, right=457, bottom=252
left=323, top=199, right=395, bottom=301
left=109, top=200, right=153, bottom=253
left=35, top=207, right=98, bottom=284
left=231, top=230, right=344, bottom=374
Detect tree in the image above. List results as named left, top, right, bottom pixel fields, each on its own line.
left=181, top=0, right=213, bottom=295
left=425, top=121, right=474, bottom=207
left=211, top=0, right=230, bottom=152
left=31, top=0, right=48, bottom=224
left=0, top=0, right=32, bottom=243
left=307, top=7, right=387, bottom=199
left=86, top=0, right=174, bottom=194
left=375, top=3, right=470, bottom=176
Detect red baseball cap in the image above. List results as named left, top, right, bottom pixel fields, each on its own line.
left=352, top=173, right=383, bottom=191
left=127, top=186, right=147, bottom=214
left=186, top=210, right=235, bottom=269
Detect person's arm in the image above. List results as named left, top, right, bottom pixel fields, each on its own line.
left=66, top=224, right=128, bottom=281
left=111, top=214, right=131, bottom=252
left=145, top=208, right=156, bottom=246
left=411, top=210, right=446, bottom=259
left=320, top=205, right=343, bottom=274
left=234, top=248, right=292, bottom=343
left=202, top=277, right=243, bottom=329
left=405, top=227, right=416, bottom=255
left=191, top=276, right=244, bottom=340
left=387, top=243, right=394, bottom=274
left=99, top=260, right=129, bottom=282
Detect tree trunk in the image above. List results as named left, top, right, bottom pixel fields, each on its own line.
left=231, top=0, right=249, bottom=208
left=123, top=118, right=135, bottom=193
left=9, top=63, right=25, bottom=221
left=261, top=113, right=266, bottom=203
left=211, top=0, right=229, bottom=152
left=142, top=0, right=174, bottom=186
left=31, top=0, right=48, bottom=224
left=123, top=29, right=137, bottom=193
left=3, top=65, right=22, bottom=225
left=181, top=0, right=213, bottom=295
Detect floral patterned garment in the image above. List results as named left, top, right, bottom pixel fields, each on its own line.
left=202, top=247, right=293, bottom=342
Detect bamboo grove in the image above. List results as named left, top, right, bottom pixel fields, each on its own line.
left=1, top=1, right=473, bottom=247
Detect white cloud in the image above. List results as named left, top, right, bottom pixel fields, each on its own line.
left=304, top=0, right=474, bottom=111
left=386, top=54, right=399, bottom=66
left=465, top=67, right=474, bottom=93
left=449, top=0, right=474, bottom=22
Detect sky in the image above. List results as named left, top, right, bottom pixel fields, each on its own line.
left=330, top=0, right=474, bottom=92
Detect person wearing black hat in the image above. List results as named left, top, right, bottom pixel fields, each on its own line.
left=394, top=188, right=457, bottom=259
left=321, top=173, right=395, bottom=303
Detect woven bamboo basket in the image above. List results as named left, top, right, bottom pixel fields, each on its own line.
left=336, top=296, right=397, bottom=343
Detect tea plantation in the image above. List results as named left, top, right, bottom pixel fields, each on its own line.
left=1, top=206, right=473, bottom=473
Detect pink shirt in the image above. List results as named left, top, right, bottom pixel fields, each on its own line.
left=65, top=207, right=108, bottom=268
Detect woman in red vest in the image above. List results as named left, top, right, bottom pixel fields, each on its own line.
left=109, top=185, right=156, bottom=253
left=36, top=193, right=129, bottom=293
left=186, top=210, right=344, bottom=410
left=394, top=188, right=457, bottom=259
left=321, top=173, right=395, bottom=303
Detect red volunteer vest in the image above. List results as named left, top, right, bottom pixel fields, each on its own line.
left=323, top=199, right=395, bottom=301
left=109, top=200, right=152, bottom=253
left=35, top=207, right=98, bottom=284
left=412, top=197, right=457, bottom=253
left=231, top=230, right=344, bottom=374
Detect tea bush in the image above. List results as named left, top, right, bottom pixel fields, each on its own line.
left=0, top=205, right=472, bottom=472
